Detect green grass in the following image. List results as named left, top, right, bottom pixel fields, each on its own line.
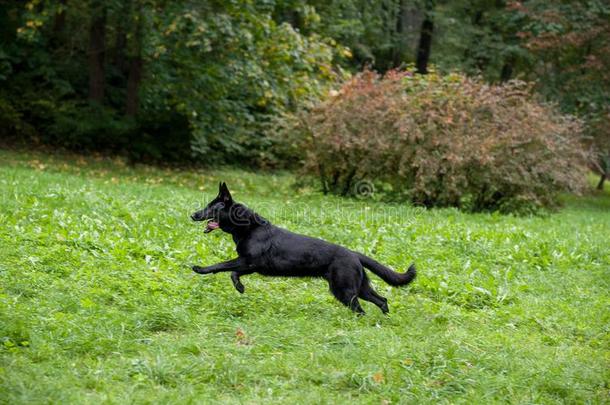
left=1, top=149, right=609, bottom=404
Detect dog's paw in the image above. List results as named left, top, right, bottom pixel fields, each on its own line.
left=235, top=282, right=245, bottom=294
left=192, top=265, right=205, bottom=274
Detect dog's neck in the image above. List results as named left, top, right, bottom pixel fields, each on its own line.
left=221, top=203, right=270, bottom=242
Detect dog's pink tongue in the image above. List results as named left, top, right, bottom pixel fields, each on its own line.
left=204, top=221, right=219, bottom=234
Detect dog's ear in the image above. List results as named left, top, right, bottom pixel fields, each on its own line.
left=219, top=182, right=232, bottom=204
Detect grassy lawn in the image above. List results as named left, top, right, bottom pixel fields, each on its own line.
left=0, top=149, right=608, bottom=404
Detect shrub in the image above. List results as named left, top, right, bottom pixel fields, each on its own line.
left=281, top=70, right=587, bottom=213
left=0, top=96, right=37, bottom=140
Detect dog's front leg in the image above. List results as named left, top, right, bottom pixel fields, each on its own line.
left=192, top=258, right=245, bottom=275
left=231, top=270, right=254, bottom=294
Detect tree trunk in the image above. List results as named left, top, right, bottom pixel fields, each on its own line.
left=597, top=174, right=606, bottom=190
left=392, top=0, right=406, bottom=68
left=125, top=6, right=143, bottom=117
left=52, top=0, right=67, bottom=38
left=471, top=11, right=489, bottom=72
left=88, top=3, right=106, bottom=102
left=500, top=62, right=513, bottom=82
left=281, top=9, right=301, bottom=31
left=49, top=0, right=67, bottom=50
left=113, top=0, right=133, bottom=77
left=113, top=27, right=129, bottom=77
left=125, top=57, right=143, bottom=116
left=416, top=16, right=433, bottom=74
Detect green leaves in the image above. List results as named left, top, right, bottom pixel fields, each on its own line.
left=0, top=1, right=345, bottom=163
left=142, top=1, right=343, bottom=163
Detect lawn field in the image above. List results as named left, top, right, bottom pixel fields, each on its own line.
left=0, top=149, right=609, bottom=404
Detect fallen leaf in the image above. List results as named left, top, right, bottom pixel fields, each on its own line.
left=372, top=372, right=384, bottom=383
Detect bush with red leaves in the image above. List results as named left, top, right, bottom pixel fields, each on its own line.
left=281, top=70, right=587, bottom=213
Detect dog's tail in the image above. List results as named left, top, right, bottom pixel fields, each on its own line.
left=356, top=253, right=416, bottom=286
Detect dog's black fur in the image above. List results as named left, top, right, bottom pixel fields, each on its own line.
left=191, top=183, right=416, bottom=314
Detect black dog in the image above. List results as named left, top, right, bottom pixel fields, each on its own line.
left=191, top=183, right=416, bottom=314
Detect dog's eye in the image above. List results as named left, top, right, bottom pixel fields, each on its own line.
left=217, top=202, right=225, bottom=209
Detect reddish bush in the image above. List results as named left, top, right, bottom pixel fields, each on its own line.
left=281, top=70, right=587, bottom=213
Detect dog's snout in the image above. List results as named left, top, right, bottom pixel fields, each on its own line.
left=191, top=212, right=201, bottom=221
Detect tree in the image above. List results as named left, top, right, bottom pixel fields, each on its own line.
left=125, top=0, right=143, bottom=116
left=1, top=0, right=343, bottom=162
left=88, top=0, right=106, bottom=103
left=415, top=6, right=433, bottom=74
left=508, top=0, right=610, bottom=189
left=1, top=0, right=607, bottom=174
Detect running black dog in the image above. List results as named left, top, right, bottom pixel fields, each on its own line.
left=191, top=183, right=416, bottom=314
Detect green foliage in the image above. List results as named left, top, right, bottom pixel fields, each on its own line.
left=147, top=1, right=343, bottom=163
left=0, top=98, right=36, bottom=139
left=430, top=0, right=526, bottom=80
left=0, top=150, right=608, bottom=402
left=1, top=0, right=607, bottom=172
left=46, top=102, right=134, bottom=147
left=0, top=1, right=344, bottom=163
left=283, top=69, right=587, bottom=213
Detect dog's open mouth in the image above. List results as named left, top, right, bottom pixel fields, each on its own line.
left=204, top=220, right=219, bottom=233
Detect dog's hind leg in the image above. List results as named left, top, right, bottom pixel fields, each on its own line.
left=359, top=275, right=389, bottom=314
left=328, top=262, right=365, bottom=315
